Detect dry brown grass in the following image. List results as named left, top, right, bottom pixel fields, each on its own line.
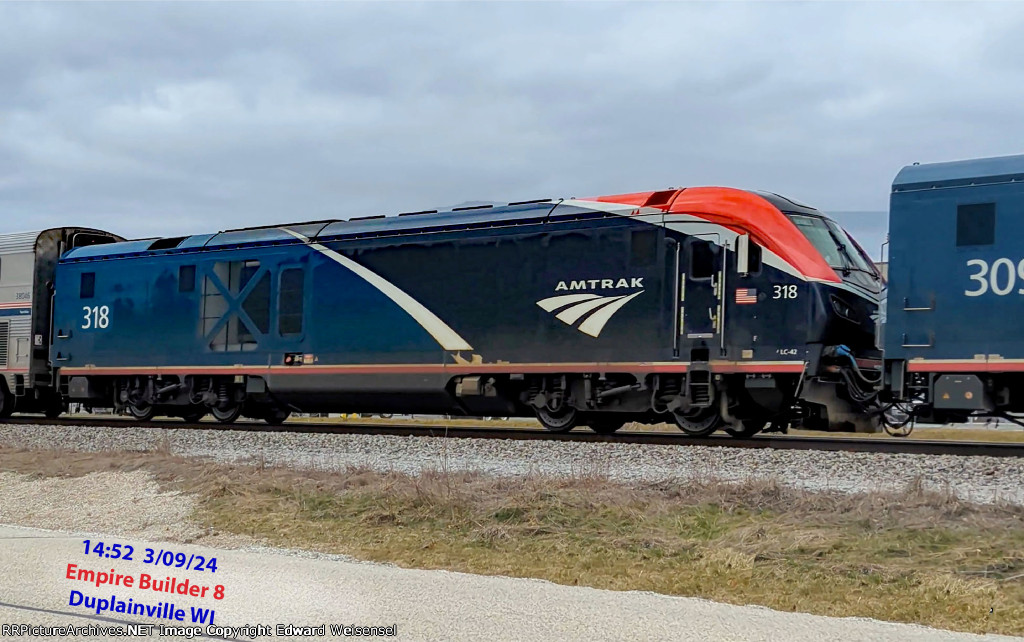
left=1, top=445, right=1023, bottom=636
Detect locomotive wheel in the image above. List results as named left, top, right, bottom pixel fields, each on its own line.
left=536, top=406, right=578, bottom=433
left=127, top=402, right=155, bottom=422
left=725, top=419, right=766, bottom=439
left=263, top=409, right=291, bottom=426
left=671, top=407, right=722, bottom=437
left=211, top=405, right=242, bottom=424
left=587, top=415, right=626, bottom=435
left=0, top=388, right=14, bottom=419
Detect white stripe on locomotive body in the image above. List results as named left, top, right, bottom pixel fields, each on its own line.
left=555, top=295, right=625, bottom=325
left=281, top=228, right=474, bottom=352
left=577, top=291, right=644, bottom=337
left=557, top=199, right=665, bottom=217
left=662, top=214, right=812, bottom=281
left=589, top=203, right=877, bottom=290
left=536, top=293, right=601, bottom=312
left=536, top=292, right=646, bottom=338
left=663, top=216, right=806, bottom=279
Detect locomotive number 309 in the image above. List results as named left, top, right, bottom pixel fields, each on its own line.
left=965, top=258, right=1024, bottom=297
left=82, top=305, right=111, bottom=329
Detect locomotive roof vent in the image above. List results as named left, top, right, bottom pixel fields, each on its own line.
left=452, top=204, right=494, bottom=212
left=644, top=190, right=677, bottom=208
left=349, top=214, right=386, bottom=221
left=148, top=236, right=187, bottom=250
left=398, top=209, right=439, bottom=217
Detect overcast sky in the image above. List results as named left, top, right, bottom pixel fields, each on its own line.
left=2, top=2, right=1023, bottom=248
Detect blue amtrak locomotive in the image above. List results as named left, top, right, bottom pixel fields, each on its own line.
left=30, top=187, right=884, bottom=436
left=882, top=154, right=1024, bottom=428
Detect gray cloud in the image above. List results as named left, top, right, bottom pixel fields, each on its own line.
left=2, top=2, right=1023, bottom=243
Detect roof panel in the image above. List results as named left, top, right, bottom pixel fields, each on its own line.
left=316, top=202, right=556, bottom=240
left=56, top=196, right=642, bottom=262
left=205, top=227, right=302, bottom=248
left=893, top=154, right=1024, bottom=191
left=63, top=240, right=156, bottom=260
left=177, top=233, right=217, bottom=249
left=546, top=202, right=619, bottom=220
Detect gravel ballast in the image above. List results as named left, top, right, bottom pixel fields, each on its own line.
left=2, top=421, right=1022, bottom=504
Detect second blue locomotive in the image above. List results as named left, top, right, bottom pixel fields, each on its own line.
left=882, top=154, right=1024, bottom=426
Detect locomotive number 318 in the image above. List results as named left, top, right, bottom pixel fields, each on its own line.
left=82, top=305, right=111, bottom=329
left=965, top=258, right=1024, bottom=296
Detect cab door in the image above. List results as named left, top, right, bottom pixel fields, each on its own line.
left=680, top=234, right=724, bottom=358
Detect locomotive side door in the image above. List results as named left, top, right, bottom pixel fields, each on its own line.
left=679, top=234, right=724, bottom=358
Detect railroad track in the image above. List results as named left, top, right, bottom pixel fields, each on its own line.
left=4, top=415, right=1023, bottom=458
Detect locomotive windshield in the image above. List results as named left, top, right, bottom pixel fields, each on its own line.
left=789, top=214, right=879, bottom=279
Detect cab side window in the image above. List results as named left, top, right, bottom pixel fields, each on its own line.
left=630, top=229, right=659, bottom=267
left=747, top=241, right=763, bottom=274
left=178, top=265, right=196, bottom=293
left=957, top=203, right=995, bottom=246
left=690, top=241, right=715, bottom=280
left=80, top=273, right=96, bottom=299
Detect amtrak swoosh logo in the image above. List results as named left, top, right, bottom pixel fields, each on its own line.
left=536, top=291, right=644, bottom=338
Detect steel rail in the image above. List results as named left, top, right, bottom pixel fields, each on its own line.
left=3, top=416, right=1023, bottom=457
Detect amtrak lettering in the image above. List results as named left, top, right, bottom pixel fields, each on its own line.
left=554, top=278, right=643, bottom=291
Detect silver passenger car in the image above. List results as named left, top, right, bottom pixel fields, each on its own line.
left=0, top=228, right=121, bottom=417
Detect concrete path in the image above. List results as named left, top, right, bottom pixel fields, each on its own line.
left=0, top=524, right=1018, bottom=642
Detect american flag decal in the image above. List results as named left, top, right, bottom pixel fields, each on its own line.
left=735, top=288, right=757, bottom=304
